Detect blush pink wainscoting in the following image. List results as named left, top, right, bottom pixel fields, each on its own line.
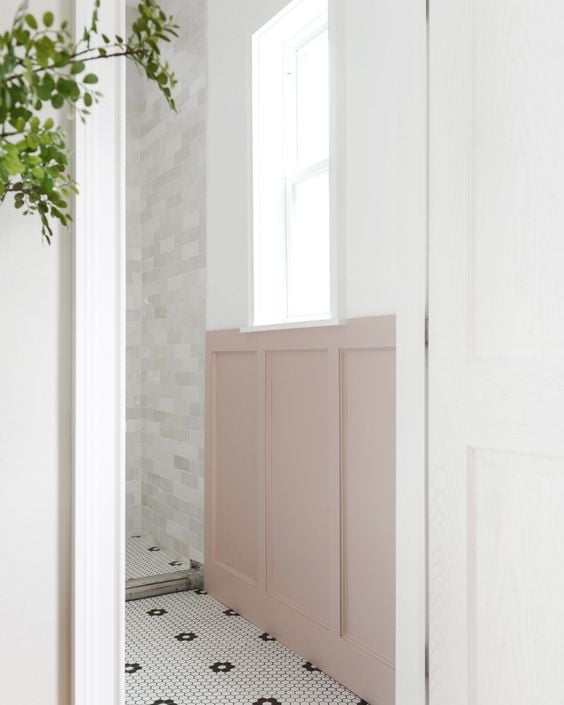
left=205, top=317, right=396, bottom=705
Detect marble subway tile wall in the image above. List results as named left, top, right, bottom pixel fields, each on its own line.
left=126, top=49, right=144, bottom=534
left=126, top=0, right=206, bottom=563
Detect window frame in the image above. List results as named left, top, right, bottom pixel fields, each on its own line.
left=248, top=0, right=342, bottom=331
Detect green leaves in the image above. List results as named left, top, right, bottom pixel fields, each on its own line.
left=57, top=77, right=80, bottom=101
left=36, top=74, right=55, bottom=101
left=1, top=0, right=179, bottom=242
left=26, top=132, right=38, bottom=150
left=25, top=14, right=38, bottom=30
left=3, top=143, right=25, bottom=175
left=0, top=116, right=77, bottom=242
left=35, top=36, right=56, bottom=67
left=71, top=60, right=85, bottom=75
left=127, top=0, right=179, bottom=111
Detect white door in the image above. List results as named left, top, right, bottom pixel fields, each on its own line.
left=429, top=1, right=564, bottom=704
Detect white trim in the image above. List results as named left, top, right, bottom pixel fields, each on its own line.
left=240, top=316, right=345, bottom=333
left=328, top=0, right=346, bottom=322
left=70, top=0, right=427, bottom=702
left=246, top=25, right=256, bottom=335
left=72, top=0, right=126, bottom=703
left=394, top=0, right=428, bottom=704
left=251, top=0, right=326, bottom=39
left=248, top=0, right=343, bottom=329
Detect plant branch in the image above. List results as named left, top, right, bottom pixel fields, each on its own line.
left=0, top=0, right=179, bottom=243
left=4, top=47, right=146, bottom=83
left=80, top=48, right=147, bottom=64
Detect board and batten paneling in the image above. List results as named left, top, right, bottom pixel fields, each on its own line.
left=205, top=317, right=396, bottom=705
left=210, top=351, right=259, bottom=585
left=340, top=348, right=396, bottom=667
left=266, top=349, right=334, bottom=628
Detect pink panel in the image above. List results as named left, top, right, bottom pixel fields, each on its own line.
left=205, top=317, right=396, bottom=705
left=211, top=351, right=259, bottom=584
left=267, top=350, right=332, bottom=627
left=340, top=348, right=396, bottom=665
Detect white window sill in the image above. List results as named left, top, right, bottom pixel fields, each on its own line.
left=240, top=317, right=345, bottom=333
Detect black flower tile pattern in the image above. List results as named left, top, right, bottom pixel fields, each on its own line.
left=126, top=590, right=369, bottom=705
left=147, top=608, right=168, bottom=617
left=222, top=608, right=239, bottom=617
left=259, top=632, right=276, bottom=642
left=126, top=535, right=188, bottom=580
left=303, top=661, right=321, bottom=673
left=210, top=661, right=235, bottom=673
left=174, top=632, right=198, bottom=642
left=125, top=663, right=142, bottom=674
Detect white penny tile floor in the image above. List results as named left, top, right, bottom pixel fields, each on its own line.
left=127, top=535, right=190, bottom=580
left=125, top=590, right=369, bottom=705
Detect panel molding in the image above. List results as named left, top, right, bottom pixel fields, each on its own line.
left=339, top=347, right=396, bottom=669
left=466, top=0, right=564, bottom=363
left=210, top=559, right=259, bottom=588
left=205, top=317, right=396, bottom=705
left=265, top=348, right=332, bottom=630
left=466, top=446, right=564, bottom=704
left=209, top=350, right=260, bottom=587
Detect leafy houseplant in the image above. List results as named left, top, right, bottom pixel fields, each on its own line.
left=0, top=0, right=178, bottom=242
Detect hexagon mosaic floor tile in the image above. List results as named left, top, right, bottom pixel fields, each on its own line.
left=127, top=535, right=190, bottom=580
left=126, top=590, right=369, bottom=705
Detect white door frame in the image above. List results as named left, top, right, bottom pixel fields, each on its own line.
left=71, top=1, right=428, bottom=704
left=394, top=1, right=428, bottom=704
left=72, top=0, right=126, bottom=703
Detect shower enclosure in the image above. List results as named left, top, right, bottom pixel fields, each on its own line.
left=124, top=0, right=206, bottom=599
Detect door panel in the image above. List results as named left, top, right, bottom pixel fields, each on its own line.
left=429, top=1, right=564, bottom=703
left=470, top=1, right=564, bottom=360
left=468, top=450, right=564, bottom=705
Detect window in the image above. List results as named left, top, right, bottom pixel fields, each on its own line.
left=252, top=0, right=332, bottom=327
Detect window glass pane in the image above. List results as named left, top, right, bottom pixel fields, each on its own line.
left=296, top=29, right=329, bottom=168
left=287, top=169, right=330, bottom=318
left=252, top=0, right=331, bottom=326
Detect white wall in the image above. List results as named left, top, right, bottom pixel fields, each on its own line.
left=207, top=0, right=398, bottom=330
left=0, top=6, right=71, bottom=704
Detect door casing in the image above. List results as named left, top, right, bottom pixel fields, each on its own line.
left=71, top=1, right=428, bottom=704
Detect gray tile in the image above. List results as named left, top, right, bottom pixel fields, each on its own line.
left=126, top=0, right=206, bottom=561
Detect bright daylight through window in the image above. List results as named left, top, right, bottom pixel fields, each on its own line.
left=252, top=0, right=331, bottom=326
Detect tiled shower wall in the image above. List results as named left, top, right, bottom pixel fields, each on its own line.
left=126, top=52, right=144, bottom=534
left=126, top=0, right=207, bottom=564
